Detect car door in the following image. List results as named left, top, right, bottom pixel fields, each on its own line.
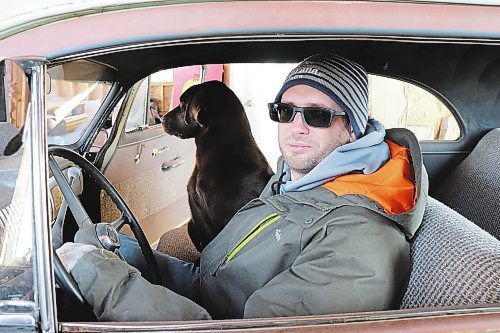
left=100, top=75, right=195, bottom=245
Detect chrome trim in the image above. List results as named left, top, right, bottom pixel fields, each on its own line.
left=0, top=314, right=36, bottom=327
left=59, top=306, right=500, bottom=332
left=0, top=300, right=36, bottom=325
left=118, top=130, right=167, bottom=148
left=30, top=59, right=58, bottom=333
left=0, top=300, right=35, bottom=311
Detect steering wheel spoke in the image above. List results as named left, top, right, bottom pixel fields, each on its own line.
left=110, top=214, right=129, bottom=231
left=52, top=198, right=68, bottom=249
left=48, top=155, right=93, bottom=229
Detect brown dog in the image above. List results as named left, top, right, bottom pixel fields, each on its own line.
left=162, top=81, right=273, bottom=251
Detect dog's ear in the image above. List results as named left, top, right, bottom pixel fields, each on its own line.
left=193, top=107, right=210, bottom=127
left=183, top=103, right=210, bottom=128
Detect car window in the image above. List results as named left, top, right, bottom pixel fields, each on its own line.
left=125, top=78, right=149, bottom=132
left=0, top=61, right=35, bottom=314
left=46, top=60, right=114, bottom=145
left=368, top=75, right=460, bottom=141
left=149, top=70, right=174, bottom=125
left=0, top=144, right=35, bottom=306
left=227, top=63, right=461, bottom=143
left=137, top=63, right=460, bottom=170
left=126, top=65, right=224, bottom=133
left=123, top=74, right=168, bottom=132
left=188, top=63, right=459, bottom=169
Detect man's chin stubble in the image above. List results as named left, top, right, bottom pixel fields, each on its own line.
left=283, top=154, right=318, bottom=176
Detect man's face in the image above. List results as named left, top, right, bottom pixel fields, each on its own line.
left=278, top=85, right=352, bottom=181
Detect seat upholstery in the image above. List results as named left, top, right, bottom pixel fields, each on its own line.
left=433, top=129, right=500, bottom=239
left=157, top=223, right=201, bottom=263
left=400, top=197, right=500, bottom=309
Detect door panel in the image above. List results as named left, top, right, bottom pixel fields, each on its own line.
left=102, top=126, right=195, bottom=244
left=101, top=76, right=195, bottom=244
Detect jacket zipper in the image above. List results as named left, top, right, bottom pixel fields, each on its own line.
left=210, top=212, right=281, bottom=276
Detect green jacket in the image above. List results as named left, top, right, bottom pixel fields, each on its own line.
left=72, top=128, right=428, bottom=321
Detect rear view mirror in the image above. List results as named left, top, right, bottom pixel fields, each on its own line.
left=0, top=59, right=30, bottom=156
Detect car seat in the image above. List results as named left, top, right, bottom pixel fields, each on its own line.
left=400, top=197, right=500, bottom=309
left=157, top=224, right=201, bottom=263
left=433, top=129, right=500, bottom=239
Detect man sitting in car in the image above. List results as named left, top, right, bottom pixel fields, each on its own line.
left=57, top=54, right=428, bottom=320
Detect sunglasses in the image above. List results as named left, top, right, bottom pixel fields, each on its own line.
left=268, top=102, right=347, bottom=128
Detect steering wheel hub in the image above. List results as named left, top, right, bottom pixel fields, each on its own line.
left=96, top=223, right=121, bottom=251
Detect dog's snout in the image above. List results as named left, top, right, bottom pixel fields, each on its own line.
left=161, top=105, right=199, bottom=139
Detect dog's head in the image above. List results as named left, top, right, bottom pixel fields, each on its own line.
left=162, top=81, right=242, bottom=139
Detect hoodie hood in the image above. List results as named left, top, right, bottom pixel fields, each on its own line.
left=266, top=126, right=428, bottom=239
left=324, top=128, right=428, bottom=238
left=280, top=118, right=390, bottom=194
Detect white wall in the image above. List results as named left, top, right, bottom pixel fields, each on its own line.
left=228, top=63, right=296, bottom=171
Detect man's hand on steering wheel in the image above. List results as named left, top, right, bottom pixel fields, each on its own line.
left=56, top=243, right=97, bottom=272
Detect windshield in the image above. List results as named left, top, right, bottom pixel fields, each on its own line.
left=0, top=63, right=34, bottom=315
left=46, top=60, right=114, bottom=145
left=0, top=131, right=34, bottom=307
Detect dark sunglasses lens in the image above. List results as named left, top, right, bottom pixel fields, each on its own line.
left=304, top=108, right=332, bottom=128
left=269, top=104, right=280, bottom=122
left=269, top=104, right=294, bottom=123
left=277, top=104, right=295, bottom=123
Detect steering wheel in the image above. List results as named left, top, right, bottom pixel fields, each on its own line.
left=48, top=146, right=160, bottom=305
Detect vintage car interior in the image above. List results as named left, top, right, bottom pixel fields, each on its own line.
left=0, top=1, right=499, bottom=332
left=49, top=39, right=500, bottom=325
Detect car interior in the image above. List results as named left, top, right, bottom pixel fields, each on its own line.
left=1, top=36, right=499, bottom=328
left=48, top=38, right=500, bottom=318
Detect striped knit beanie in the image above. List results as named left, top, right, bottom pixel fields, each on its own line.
left=275, top=54, right=369, bottom=138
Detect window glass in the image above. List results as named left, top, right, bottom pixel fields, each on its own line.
left=125, top=70, right=172, bottom=132
left=125, top=78, right=149, bottom=132
left=127, top=65, right=223, bottom=132
left=46, top=60, right=114, bottom=145
left=368, top=76, right=460, bottom=140
left=0, top=130, right=34, bottom=306
left=0, top=60, right=35, bottom=314
left=228, top=63, right=295, bottom=170
left=147, top=63, right=460, bottom=169
left=149, top=70, right=174, bottom=126
left=230, top=63, right=462, bottom=168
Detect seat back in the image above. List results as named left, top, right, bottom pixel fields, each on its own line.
left=401, top=197, right=500, bottom=309
left=433, top=129, right=500, bottom=239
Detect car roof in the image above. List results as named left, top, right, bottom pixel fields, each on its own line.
left=2, top=0, right=500, bottom=41
left=3, top=0, right=500, bottom=60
